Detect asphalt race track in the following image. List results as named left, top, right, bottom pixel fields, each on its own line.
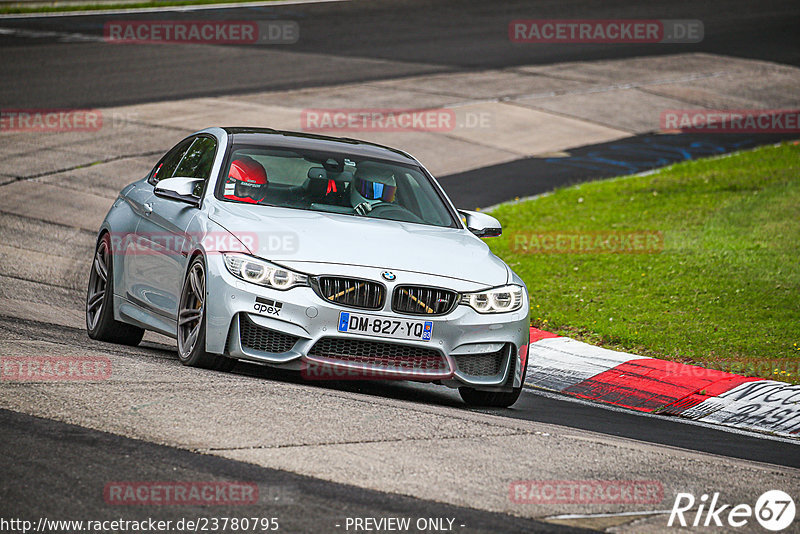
left=1, top=0, right=799, bottom=108
left=2, top=313, right=799, bottom=531
left=0, top=409, right=586, bottom=533
left=2, top=1, right=800, bottom=532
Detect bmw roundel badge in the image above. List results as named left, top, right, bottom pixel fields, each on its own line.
left=381, top=271, right=396, bottom=281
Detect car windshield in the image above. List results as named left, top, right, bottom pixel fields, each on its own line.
left=215, top=145, right=457, bottom=228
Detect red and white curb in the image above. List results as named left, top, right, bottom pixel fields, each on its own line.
left=525, top=328, right=800, bottom=438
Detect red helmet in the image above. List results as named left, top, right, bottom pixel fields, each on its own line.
left=224, top=156, right=268, bottom=203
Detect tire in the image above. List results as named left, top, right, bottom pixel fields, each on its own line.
left=86, top=233, right=145, bottom=346
left=459, top=386, right=523, bottom=408
left=176, top=256, right=235, bottom=372
left=458, top=354, right=527, bottom=408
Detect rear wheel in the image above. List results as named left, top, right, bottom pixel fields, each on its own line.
left=86, top=233, right=145, bottom=346
left=177, top=256, right=235, bottom=372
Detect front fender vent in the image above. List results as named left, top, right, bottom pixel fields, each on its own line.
left=239, top=315, right=299, bottom=354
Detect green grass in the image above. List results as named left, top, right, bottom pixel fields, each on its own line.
left=0, top=0, right=280, bottom=15
left=487, top=141, right=800, bottom=383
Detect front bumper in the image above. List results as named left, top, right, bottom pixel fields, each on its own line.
left=204, top=256, right=530, bottom=390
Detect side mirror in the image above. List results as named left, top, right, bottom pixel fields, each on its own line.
left=154, top=177, right=202, bottom=206
left=459, top=210, right=502, bottom=238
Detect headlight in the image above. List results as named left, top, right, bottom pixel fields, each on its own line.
left=223, top=253, right=308, bottom=290
left=461, top=284, right=524, bottom=314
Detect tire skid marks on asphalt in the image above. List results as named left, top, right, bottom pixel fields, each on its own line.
left=0, top=26, right=103, bottom=42
left=0, top=181, right=111, bottom=231
left=0, top=243, right=87, bottom=291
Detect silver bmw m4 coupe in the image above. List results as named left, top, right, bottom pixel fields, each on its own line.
left=86, top=127, right=530, bottom=407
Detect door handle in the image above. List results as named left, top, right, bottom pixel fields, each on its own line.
left=143, top=203, right=153, bottom=216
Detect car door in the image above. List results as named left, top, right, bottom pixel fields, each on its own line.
left=133, top=135, right=218, bottom=322
left=120, top=137, right=195, bottom=307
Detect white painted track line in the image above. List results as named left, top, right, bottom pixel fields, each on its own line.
left=0, top=0, right=347, bottom=19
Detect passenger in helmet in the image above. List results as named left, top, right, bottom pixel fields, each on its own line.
left=351, top=162, right=397, bottom=216
left=223, top=156, right=269, bottom=204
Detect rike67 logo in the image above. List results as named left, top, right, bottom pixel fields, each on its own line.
left=669, top=490, right=795, bottom=531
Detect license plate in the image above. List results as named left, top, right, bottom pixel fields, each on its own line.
left=337, top=311, right=433, bottom=342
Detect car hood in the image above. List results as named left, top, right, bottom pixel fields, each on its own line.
left=208, top=202, right=509, bottom=286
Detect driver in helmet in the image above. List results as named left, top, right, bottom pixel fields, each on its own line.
left=351, top=163, right=397, bottom=216
left=223, top=155, right=269, bottom=204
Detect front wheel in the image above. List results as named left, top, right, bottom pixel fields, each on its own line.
left=177, top=256, right=235, bottom=372
left=459, top=355, right=527, bottom=408
left=459, top=386, right=523, bottom=408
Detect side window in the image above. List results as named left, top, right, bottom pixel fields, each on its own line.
left=174, top=137, right=217, bottom=180
left=148, top=138, right=193, bottom=185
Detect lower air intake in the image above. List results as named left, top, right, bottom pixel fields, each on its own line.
left=308, top=337, right=449, bottom=374
left=453, top=346, right=506, bottom=377
left=239, top=315, right=299, bottom=353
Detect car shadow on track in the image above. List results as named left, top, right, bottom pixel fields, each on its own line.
left=88, top=325, right=515, bottom=412
left=229, top=358, right=468, bottom=409
left=137, top=330, right=800, bottom=469
left=138, top=336, right=519, bottom=412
